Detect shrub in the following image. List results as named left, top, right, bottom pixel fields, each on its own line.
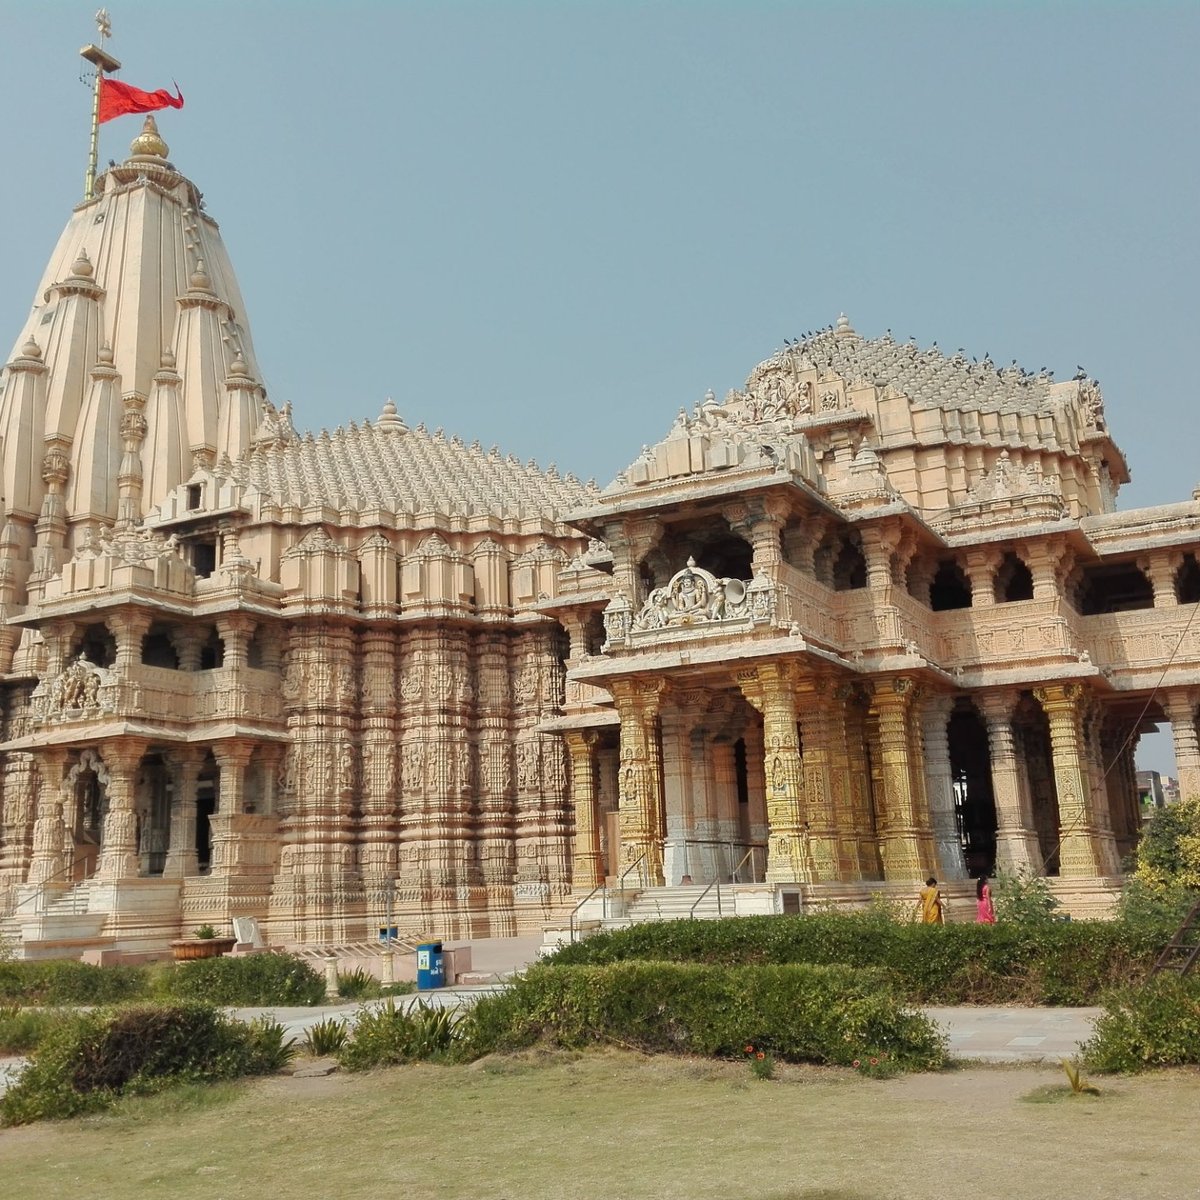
left=455, top=962, right=945, bottom=1072
left=0, top=1005, right=67, bottom=1054
left=990, top=870, right=1061, bottom=925
left=305, top=1017, right=349, bottom=1056
left=337, top=967, right=381, bottom=1001
left=1133, top=796, right=1200, bottom=893
left=544, top=912, right=1157, bottom=1005
left=338, top=999, right=460, bottom=1071
left=1082, top=976, right=1200, bottom=1072
left=1, top=1002, right=294, bottom=1125
left=0, top=960, right=149, bottom=1005
left=155, top=952, right=325, bottom=1007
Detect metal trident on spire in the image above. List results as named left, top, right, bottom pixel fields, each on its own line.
left=80, top=10, right=122, bottom=201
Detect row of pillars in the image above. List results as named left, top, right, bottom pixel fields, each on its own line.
left=25, top=738, right=281, bottom=888
left=566, top=674, right=1200, bottom=892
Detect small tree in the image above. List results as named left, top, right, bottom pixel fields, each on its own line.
left=990, top=869, right=1061, bottom=924
left=1132, top=796, right=1200, bottom=894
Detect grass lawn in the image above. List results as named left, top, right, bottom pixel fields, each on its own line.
left=2, top=1051, right=1197, bottom=1200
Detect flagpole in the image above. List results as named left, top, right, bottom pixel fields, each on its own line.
left=80, top=11, right=121, bottom=202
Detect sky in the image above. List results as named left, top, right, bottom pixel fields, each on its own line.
left=1, top=1, right=1196, bottom=772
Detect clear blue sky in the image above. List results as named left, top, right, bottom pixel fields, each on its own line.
left=2, top=2, right=1196, bottom=772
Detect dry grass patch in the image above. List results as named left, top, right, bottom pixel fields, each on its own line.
left=2, top=1051, right=1198, bottom=1199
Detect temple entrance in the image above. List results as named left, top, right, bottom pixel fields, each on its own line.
left=948, top=704, right=998, bottom=877
left=196, top=783, right=217, bottom=873
left=67, top=750, right=110, bottom=881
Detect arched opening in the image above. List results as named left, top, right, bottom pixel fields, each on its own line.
left=138, top=754, right=172, bottom=876
left=930, top=559, right=972, bottom=611
left=583, top=608, right=606, bottom=656
left=643, top=517, right=755, bottom=593
left=814, top=530, right=867, bottom=591
left=141, top=623, right=180, bottom=669
left=994, top=552, right=1034, bottom=603
left=69, top=752, right=109, bottom=880
left=947, top=704, right=997, bottom=876
left=74, top=623, right=116, bottom=667
left=1175, top=553, right=1200, bottom=605
left=198, top=626, right=224, bottom=670
left=1076, top=561, right=1154, bottom=614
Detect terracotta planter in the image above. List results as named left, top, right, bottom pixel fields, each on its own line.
left=171, top=937, right=236, bottom=961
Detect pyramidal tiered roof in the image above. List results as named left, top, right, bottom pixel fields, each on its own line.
left=757, top=315, right=1078, bottom=416
left=233, top=399, right=599, bottom=522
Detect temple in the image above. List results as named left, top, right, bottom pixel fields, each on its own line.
left=0, top=119, right=1198, bottom=959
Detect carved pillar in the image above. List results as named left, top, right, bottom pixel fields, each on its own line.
left=113, top=611, right=152, bottom=674
left=920, top=694, right=968, bottom=879
left=725, top=499, right=786, bottom=577
left=475, top=632, right=516, bottom=904
left=163, top=748, right=204, bottom=878
left=964, top=547, right=999, bottom=608
left=1144, top=550, right=1182, bottom=609
left=216, top=614, right=255, bottom=671
left=565, top=730, right=603, bottom=892
left=977, top=691, right=1043, bottom=874
left=1165, top=690, right=1200, bottom=803
left=210, top=742, right=254, bottom=878
left=611, top=677, right=666, bottom=886
left=869, top=678, right=936, bottom=880
left=43, top=621, right=78, bottom=677
left=27, top=750, right=69, bottom=886
left=357, top=627, right=399, bottom=907
left=96, top=739, right=148, bottom=881
left=840, top=685, right=881, bottom=880
left=1033, top=684, right=1118, bottom=877
left=115, top=394, right=148, bottom=530
left=737, top=663, right=808, bottom=884
left=169, top=627, right=205, bottom=672
left=605, top=517, right=663, bottom=608
left=795, top=679, right=849, bottom=881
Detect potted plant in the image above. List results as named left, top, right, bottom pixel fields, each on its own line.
left=171, top=923, right=237, bottom=961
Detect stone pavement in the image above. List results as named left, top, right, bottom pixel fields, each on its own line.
left=924, top=1006, right=1102, bottom=1063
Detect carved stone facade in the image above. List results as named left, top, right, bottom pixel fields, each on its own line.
left=1, top=129, right=1199, bottom=959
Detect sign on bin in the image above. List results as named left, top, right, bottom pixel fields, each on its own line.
left=416, top=941, right=445, bottom=989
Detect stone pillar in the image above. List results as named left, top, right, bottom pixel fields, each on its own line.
left=1165, top=690, right=1200, bottom=803
left=611, top=676, right=666, bottom=887
left=169, top=627, right=205, bottom=672
left=475, top=632, right=516, bottom=910
left=725, top=499, right=786, bottom=577
left=163, top=749, right=204, bottom=878
left=565, top=730, right=603, bottom=892
left=977, top=692, right=1043, bottom=874
left=661, top=700, right=703, bottom=884
left=736, top=663, right=808, bottom=884
left=1033, top=684, right=1118, bottom=877
left=920, top=694, right=968, bottom=879
left=795, top=680, right=849, bottom=881
left=113, top=611, right=152, bottom=675
left=869, top=678, right=936, bottom=880
left=210, top=742, right=254, bottom=878
left=96, top=739, right=148, bottom=881
left=840, top=686, right=881, bottom=880
left=27, top=749, right=70, bottom=886
left=964, top=547, right=998, bottom=608
left=216, top=614, right=255, bottom=671
left=43, top=621, right=78, bottom=677
left=358, top=627, right=399, bottom=909
left=1144, top=550, right=1181, bottom=609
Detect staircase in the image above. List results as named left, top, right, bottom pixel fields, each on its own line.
left=609, top=884, right=728, bottom=927
left=1149, top=898, right=1200, bottom=979
left=0, top=881, right=108, bottom=959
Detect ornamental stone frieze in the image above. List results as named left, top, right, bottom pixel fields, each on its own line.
left=30, top=654, right=117, bottom=724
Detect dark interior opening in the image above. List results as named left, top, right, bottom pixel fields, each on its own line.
left=930, top=559, right=972, bottom=611
left=995, top=552, right=1034, bottom=603
left=1076, top=561, right=1154, bottom=614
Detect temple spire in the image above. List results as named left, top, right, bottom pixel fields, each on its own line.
left=80, top=9, right=121, bottom=202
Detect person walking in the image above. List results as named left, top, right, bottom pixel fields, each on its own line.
left=976, top=875, right=996, bottom=924
left=918, top=877, right=944, bottom=925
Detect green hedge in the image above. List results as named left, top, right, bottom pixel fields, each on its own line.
left=1083, top=976, right=1200, bottom=1072
left=0, top=1002, right=294, bottom=1125
left=154, top=952, right=325, bottom=1007
left=545, top=913, right=1159, bottom=1006
left=456, top=962, right=946, bottom=1072
left=0, top=960, right=150, bottom=1005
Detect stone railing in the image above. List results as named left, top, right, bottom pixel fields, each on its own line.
left=935, top=599, right=1075, bottom=670
left=1077, top=606, right=1200, bottom=676
left=193, top=667, right=285, bottom=723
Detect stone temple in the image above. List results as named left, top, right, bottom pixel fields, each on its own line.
left=0, top=119, right=1198, bottom=958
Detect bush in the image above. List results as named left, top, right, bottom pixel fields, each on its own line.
left=1083, top=976, right=1200, bottom=1072
left=0, top=1005, right=67, bottom=1054
left=1133, top=796, right=1200, bottom=893
left=454, top=962, right=946, bottom=1073
left=305, top=1017, right=349, bottom=1056
left=990, top=870, right=1061, bottom=925
left=155, top=952, right=325, bottom=1007
left=544, top=912, right=1158, bottom=1005
left=338, top=999, right=460, bottom=1071
left=0, top=960, right=150, bottom=1005
left=337, top=967, right=380, bottom=1001
left=0, top=1002, right=295, bottom=1125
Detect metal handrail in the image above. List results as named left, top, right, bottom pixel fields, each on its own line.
left=3, top=858, right=84, bottom=921
left=688, top=845, right=765, bottom=921
left=616, top=849, right=649, bottom=900
left=568, top=881, right=608, bottom=943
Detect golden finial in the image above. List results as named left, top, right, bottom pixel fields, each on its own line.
left=129, top=115, right=169, bottom=161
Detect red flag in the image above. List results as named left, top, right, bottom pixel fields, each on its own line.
left=98, top=78, right=184, bottom=124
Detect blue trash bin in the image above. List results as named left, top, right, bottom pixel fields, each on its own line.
left=416, top=941, right=445, bottom=990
